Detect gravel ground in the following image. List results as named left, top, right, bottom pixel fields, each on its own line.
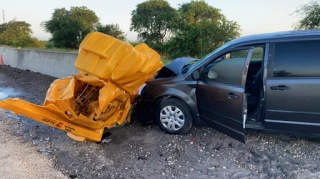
left=0, top=114, right=66, bottom=179
left=1, top=65, right=320, bottom=179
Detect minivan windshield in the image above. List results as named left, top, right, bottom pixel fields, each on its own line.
left=187, top=42, right=231, bottom=73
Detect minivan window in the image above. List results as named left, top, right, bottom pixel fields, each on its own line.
left=274, top=41, right=320, bottom=77
left=203, top=49, right=249, bottom=86
left=251, top=47, right=264, bottom=62
left=187, top=42, right=232, bottom=73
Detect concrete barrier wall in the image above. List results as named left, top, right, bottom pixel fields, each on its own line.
left=0, top=47, right=78, bottom=78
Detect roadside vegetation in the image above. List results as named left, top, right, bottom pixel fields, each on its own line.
left=0, top=21, right=46, bottom=48
left=0, top=0, right=319, bottom=61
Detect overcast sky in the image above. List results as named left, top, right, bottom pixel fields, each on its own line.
left=1, top=0, right=311, bottom=41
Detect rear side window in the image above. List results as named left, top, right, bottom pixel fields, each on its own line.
left=274, top=41, right=320, bottom=77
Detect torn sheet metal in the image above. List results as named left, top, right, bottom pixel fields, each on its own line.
left=0, top=32, right=163, bottom=142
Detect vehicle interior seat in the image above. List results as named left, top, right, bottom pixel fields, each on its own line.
left=246, top=63, right=263, bottom=115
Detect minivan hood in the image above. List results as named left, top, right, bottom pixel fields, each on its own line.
left=155, top=57, right=198, bottom=78
left=166, top=57, right=198, bottom=74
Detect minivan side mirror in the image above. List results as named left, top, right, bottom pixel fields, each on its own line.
left=192, top=69, right=201, bottom=80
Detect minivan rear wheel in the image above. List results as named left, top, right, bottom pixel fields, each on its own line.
left=156, top=98, right=193, bottom=134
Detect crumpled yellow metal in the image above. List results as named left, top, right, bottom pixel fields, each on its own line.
left=0, top=32, right=163, bottom=142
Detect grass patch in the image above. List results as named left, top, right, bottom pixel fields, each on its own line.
left=161, top=58, right=172, bottom=65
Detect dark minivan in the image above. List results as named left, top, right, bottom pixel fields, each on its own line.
left=138, top=30, right=320, bottom=143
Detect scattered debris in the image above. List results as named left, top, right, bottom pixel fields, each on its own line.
left=38, top=149, right=53, bottom=153
left=101, top=138, right=112, bottom=143
left=69, top=174, right=77, bottom=179
left=191, top=137, right=196, bottom=143
left=138, top=156, right=147, bottom=160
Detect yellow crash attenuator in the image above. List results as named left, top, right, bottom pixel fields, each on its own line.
left=0, top=32, right=163, bottom=142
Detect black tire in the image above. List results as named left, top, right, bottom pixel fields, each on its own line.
left=156, top=98, right=193, bottom=134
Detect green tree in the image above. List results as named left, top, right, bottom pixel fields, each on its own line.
left=96, top=23, right=126, bottom=41
left=294, top=1, right=320, bottom=29
left=0, top=20, right=39, bottom=47
left=166, top=0, right=240, bottom=59
left=130, top=0, right=177, bottom=47
left=42, top=6, right=99, bottom=49
left=178, top=0, right=222, bottom=24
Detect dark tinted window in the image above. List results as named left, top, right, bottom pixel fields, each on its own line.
left=204, top=49, right=248, bottom=86
left=274, top=41, right=320, bottom=77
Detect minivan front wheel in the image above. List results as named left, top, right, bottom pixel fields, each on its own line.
left=157, top=98, right=193, bottom=134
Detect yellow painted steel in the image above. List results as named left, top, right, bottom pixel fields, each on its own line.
left=0, top=32, right=163, bottom=142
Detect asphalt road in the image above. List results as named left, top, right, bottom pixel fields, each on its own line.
left=1, top=65, right=320, bottom=179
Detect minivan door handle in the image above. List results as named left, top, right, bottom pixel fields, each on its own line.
left=270, top=85, right=290, bottom=91
left=228, top=93, right=239, bottom=99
